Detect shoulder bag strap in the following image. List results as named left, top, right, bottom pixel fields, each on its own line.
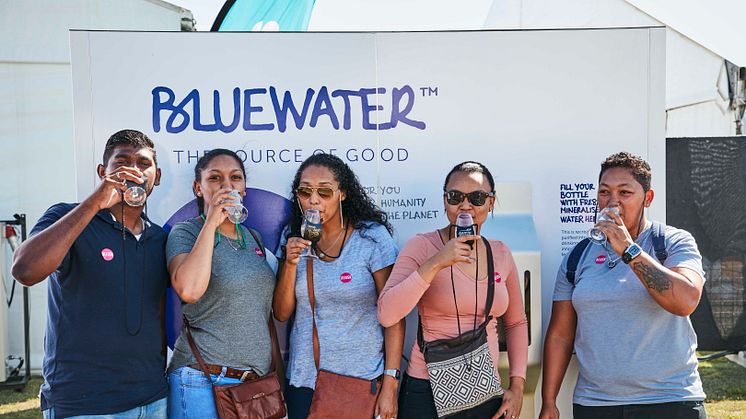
left=183, top=316, right=216, bottom=385
left=247, top=227, right=267, bottom=260
left=185, top=314, right=281, bottom=380
left=483, top=236, right=495, bottom=319
left=268, top=313, right=281, bottom=374
left=417, top=312, right=426, bottom=353
left=418, top=236, right=497, bottom=352
left=306, top=259, right=321, bottom=370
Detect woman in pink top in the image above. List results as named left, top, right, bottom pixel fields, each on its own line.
left=378, top=161, right=528, bottom=419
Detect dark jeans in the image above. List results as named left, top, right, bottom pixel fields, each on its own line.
left=398, top=374, right=503, bottom=419
left=573, top=401, right=707, bottom=419
left=286, top=383, right=314, bottom=419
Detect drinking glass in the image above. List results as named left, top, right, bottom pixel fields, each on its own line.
left=589, top=207, right=620, bottom=244
left=123, top=176, right=148, bottom=207
left=300, top=209, right=322, bottom=258
left=225, top=190, right=249, bottom=224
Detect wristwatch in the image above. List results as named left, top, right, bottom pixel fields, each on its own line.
left=622, top=243, right=643, bottom=264
left=383, top=369, right=401, bottom=380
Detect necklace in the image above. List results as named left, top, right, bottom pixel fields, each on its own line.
left=314, top=222, right=349, bottom=259
left=603, top=242, right=620, bottom=268
left=112, top=209, right=145, bottom=237
left=200, top=214, right=246, bottom=250
left=119, top=204, right=146, bottom=336
left=225, top=230, right=246, bottom=251
left=441, top=227, right=479, bottom=370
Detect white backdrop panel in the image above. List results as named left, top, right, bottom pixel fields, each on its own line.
left=71, top=28, right=665, bottom=335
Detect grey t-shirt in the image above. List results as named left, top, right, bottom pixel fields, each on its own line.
left=277, top=222, right=398, bottom=389
left=166, top=217, right=276, bottom=375
left=554, top=222, right=706, bottom=405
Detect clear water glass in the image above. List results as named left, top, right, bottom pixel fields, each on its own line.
left=589, top=207, right=620, bottom=244
left=225, top=190, right=249, bottom=224
left=123, top=175, right=148, bottom=207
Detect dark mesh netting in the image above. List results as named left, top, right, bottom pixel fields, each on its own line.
left=667, top=137, right=746, bottom=351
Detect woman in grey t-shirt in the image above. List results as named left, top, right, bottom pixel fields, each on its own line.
left=274, top=153, right=405, bottom=419
left=166, top=149, right=278, bottom=419
left=541, top=152, right=706, bottom=419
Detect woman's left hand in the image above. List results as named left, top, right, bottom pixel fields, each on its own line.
left=494, top=378, right=524, bottom=419
left=374, top=377, right=399, bottom=419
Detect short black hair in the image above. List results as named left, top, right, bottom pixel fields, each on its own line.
left=103, top=130, right=157, bottom=165
left=443, top=161, right=496, bottom=192
left=599, top=152, right=651, bottom=191
left=193, top=149, right=247, bottom=214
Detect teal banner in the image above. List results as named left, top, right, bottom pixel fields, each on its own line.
left=214, top=0, right=315, bottom=31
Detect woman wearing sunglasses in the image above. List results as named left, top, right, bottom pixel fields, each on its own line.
left=273, top=153, right=405, bottom=419
left=165, top=149, right=278, bottom=418
left=378, top=161, right=528, bottom=419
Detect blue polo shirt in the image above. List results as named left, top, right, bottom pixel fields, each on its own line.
left=31, top=203, right=169, bottom=418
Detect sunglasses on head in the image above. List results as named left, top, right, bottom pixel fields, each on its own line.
left=444, top=190, right=495, bottom=206
left=295, top=186, right=337, bottom=199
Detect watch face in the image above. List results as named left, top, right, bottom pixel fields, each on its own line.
left=623, top=244, right=642, bottom=263
left=630, top=244, right=642, bottom=257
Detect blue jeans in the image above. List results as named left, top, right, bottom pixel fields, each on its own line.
left=285, top=383, right=314, bottom=419
left=167, top=366, right=244, bottom=419
left=42, top=397, right=166, bottom=419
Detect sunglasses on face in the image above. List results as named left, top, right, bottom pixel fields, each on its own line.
left=295, top=186, right=337, bottom=199
left=444, top=190, right=495, bottom=206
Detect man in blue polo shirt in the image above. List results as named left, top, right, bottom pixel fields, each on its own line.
left=12, top=129, right=169, bottom=418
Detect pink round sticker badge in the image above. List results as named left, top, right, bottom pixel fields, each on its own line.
left=595, top=255, right=607, bottom=264
left=340, top=272, right=352, bottom=283
left=101, top=248, right=114, bottom=261
left=494, top=272, right=502, bottom=283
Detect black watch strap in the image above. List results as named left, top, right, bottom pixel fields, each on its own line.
left=622, top=243, right=642, bottom=264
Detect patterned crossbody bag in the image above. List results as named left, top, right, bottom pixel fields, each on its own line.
left=417, top=236, right=503, bottom=418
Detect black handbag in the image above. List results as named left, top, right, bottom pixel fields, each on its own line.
left=417, top=236, right=502, bottom=418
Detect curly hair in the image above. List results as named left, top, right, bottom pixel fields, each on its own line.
left=193, top=149, right=247, bottom=214
left=286, top=153, right=393, bottom=238
left=599, top=152, right=651, bottom=191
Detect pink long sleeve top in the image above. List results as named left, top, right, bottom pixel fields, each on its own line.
left=378, top=231, right=529, bottom=380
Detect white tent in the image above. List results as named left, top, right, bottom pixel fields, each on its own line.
left=307, top=0, right=745, bottom=136
left=626, top=0, right=746, bottom=67
left=0, top=0, right=192, bottom=373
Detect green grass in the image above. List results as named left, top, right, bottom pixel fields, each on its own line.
left=699, top=352, right=746, bottom=418
left=706, top=400, right=746, bottom=419
left=0, top=356, right=744, bottom=418
left=699, top=353, right=746, bottom=401
left=0, top=376, right=41, bottom=418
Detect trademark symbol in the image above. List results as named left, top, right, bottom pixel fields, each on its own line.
left=419, top=86, right=438, bottom=97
